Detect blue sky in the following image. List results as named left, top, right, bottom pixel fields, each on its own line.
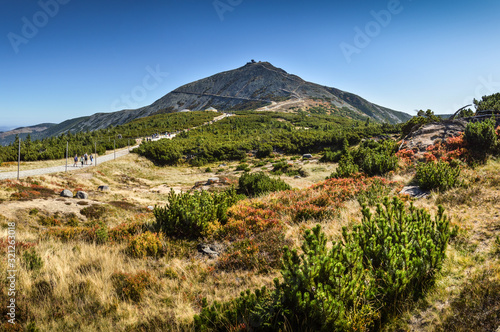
left=1, top=0, right=500, bottom=129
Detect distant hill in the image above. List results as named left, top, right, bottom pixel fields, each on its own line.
left=0, top=123, right=55, bottom=146
left=6, top=61, right=411, bottom=144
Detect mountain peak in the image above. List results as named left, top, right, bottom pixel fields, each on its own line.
left=13, top=63, right=411, bottom=143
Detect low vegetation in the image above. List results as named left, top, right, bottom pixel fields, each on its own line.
left=2, top=94, right=500, bottom=331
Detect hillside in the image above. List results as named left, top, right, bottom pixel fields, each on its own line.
left=0, top=123, right=56, bottom=146
left=8, top=62, right=411, bottom=144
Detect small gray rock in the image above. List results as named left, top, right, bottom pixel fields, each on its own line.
left=97, top=185, right=109, bottom=191
left=197, top=243, right=220, bottom=257
left=75, top=191, right=88, bottom=199
left=400, top=186, right=430, bottom=199
left=147, top=206, right=154, bottom=211
left=294, top=175, right=301, bottom=179
left=303, top=154, right=313, bottom=159
left=60, top=189, right=73, bottom=198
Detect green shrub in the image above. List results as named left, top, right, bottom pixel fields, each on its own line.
left=416, top=161, right=461, bottom=191
left=126, top=231, right=165, bottom=258
left=22, top=249, right=43, bottom=272
left=358, top=149, right=398, bottom=176
left=95, top=221, right=108, bottom=244
left=328, top=154, right=359, bottom=178
left=153, top=189, right=239, bottom=239
left=319, top=149, right=342, bottom=163
left=195, top=197, right=452, bottom=331
left=256, top=144, right=273, bottom=159
left=237, top=172, right=291, bottom=197
left=235, top=163, right=250, bottom=172
left=464, top=117, right=497, bottom=156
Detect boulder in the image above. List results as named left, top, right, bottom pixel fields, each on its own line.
left=399, top=186, right=430, bottom=199
left=75, top=191, right=88, bottom=199
left=302, top=154, right=313, bottom=159
left=60, top=189, right=73, bottom=198
left=97, top=185, right=109, bottom=191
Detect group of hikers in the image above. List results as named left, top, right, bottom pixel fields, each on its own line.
left=73, top=153, right=93, bottom=167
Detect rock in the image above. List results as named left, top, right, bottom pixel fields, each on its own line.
left=294, top=175, right=301, bottom=179
left=400, top=186, right=430, bottom=199
left=197, top=243, right=221, bottom=257
left=97, top=185, right=109, bottom=191
left=207, top=177, right=219, bottom=184
left=302, top=154, right=313, bottom=159
left=218, top=164, right=226, bottom=167
left=60, top=189, right=73, bottom=198
left=147, top=206, right=154, bottom=211
left=75, top=191, right=88, bottom=199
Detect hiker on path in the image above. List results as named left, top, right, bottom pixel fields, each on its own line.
left=80, top=155, right=84, bottom=167
left=84, top=153, right=88, bottom=165
left=90, top=154, right=93, bottom=165
left=73, top=154, right=78, bottom=167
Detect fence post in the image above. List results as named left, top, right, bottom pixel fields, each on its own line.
left=65, top=141, right=68, bottom=172
left=17, top=138, right=21, bottom=180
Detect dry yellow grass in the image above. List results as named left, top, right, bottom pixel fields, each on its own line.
left=2, top=154, right=500, bottom=331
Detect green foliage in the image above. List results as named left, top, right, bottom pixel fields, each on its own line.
left=195, top=197, right=451, bottom=331
left=464, top=117, right=497, bottom=156
left=328, top=154, right=359, bottom=179
left=135, top=142, right=182, bottom=166
left=95, top=221, right=108, bottom=244
left=473, top=92, right=500, bottom=112
left=352, top=140, right=398, bottom=176
left=126, top=231, right=165, bottom=258
left=237, top=172, right=291, bottom=197
left=416, top=161, right=461, bottom=191
left=256, top=144, right=273, bottom=159
left=235, top=163, right=251, bottom=172
left=401, top=109, right=441, bottom=137
left=22, top=249, right=43, bottom=272
left=136, top=112, right=398, bottom=166
left=329, top=139, right=398, bottom=178
left=153, top=189, right=240, bottom=239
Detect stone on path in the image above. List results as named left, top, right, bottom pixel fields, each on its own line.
left=97, top=185, right=109, bottom=191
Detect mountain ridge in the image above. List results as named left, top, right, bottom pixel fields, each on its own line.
left=3, top=62, right=411, bottom=144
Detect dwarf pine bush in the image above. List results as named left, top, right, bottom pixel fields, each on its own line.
left=416, top=161, right=461, bottom=191
left=464, top=117, right=497, bottom=157
left=328, top=154, right=359, bottom=179
left=194, top=197, right=452, bottom=331
left=237, top=172, right=291, bottom=197
left=153, top=188, right=239, bottom=239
